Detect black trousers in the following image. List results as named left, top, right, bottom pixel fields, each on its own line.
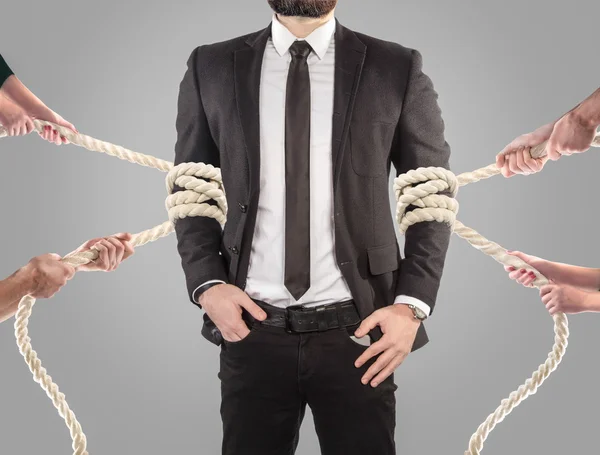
left=218, top=316, right=397, bottom=455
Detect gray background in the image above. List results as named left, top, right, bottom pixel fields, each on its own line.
left=1, top=0, right=599, bottom=454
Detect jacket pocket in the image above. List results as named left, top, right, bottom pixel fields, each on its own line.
left=367, top=243, right=399, bottom=275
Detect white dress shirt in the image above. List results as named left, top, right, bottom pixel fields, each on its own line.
left=195, top=15, right=431, bottom=316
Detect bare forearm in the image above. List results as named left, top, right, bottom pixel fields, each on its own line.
left=546, top=261, right=600, bottom=291
left=0, top=268, right=33, bottom=323
left=0, top=75, right=46, bottom=114
left=571, top=87, right=600, bottom=129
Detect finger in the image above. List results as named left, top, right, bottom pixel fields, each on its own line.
left=504, top=265, right=516, bottom=272
left=541, top=292, right=553, bottom=305
left=238, top=298, right=267, bottom=320
left=370, top=354, right=405, bottom=387
left=355, top=312, right=385, bottom=338
left=233, top=323, right=251, bottom=340
left=521, top=274, right=536, bottom=287
left=508, top=152, right=521, bottom=175
left=539, top=284, right=555, bottom=296
left=80, top=237, right=103, bottom=250
left=100, top=239, right=118, bottom=270
left=496, top=152, right=506, bottom=168
left=94, top=243, right=109, bottom=270
left=517, top=272, right=532, bottom=284
left=519, top=147, right=536, bottom=174
left=25, top=118, right=35, bottom=134
left=53, top=129, right=61, bottom=145
left=360, top=349, right=396, bottom=385
left=547, top=302, right=563, bottom=316
left=546, top=139, right=560, bottom=161
left=515, top=147, right=529, bottom=174
left=121, top=241, right=135, bottom=260
left=113, top=232, right=132, bottom=241
left=508, top=269, right=527, bottom=280
left=106, top=237, right=125, bottom=269
left=222, top=331, right=242, bottom=342
left=63, top=264, right=77, bottom=280
left=355, top=340, right=388, bottom=368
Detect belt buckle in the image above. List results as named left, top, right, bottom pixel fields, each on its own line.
left=284, top=307, right=293, bottom=333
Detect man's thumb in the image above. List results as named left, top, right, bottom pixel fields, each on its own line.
left=239, top=297, right=267, bottom=321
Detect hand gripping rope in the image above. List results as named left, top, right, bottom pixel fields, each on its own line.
left=1, top=119, right=599, bottom=455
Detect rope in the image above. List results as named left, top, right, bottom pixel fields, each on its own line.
left=1, top=119, right=599, bottom=454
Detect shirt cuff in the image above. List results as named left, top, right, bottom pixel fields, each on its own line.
left=192, top=279, right=226, bottom=304
left=394, top=295, right=431, bottom=318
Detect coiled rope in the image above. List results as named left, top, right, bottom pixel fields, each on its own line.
left=1, top=119, right=599, bottom=455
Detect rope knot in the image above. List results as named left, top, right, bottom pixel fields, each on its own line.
left=393, top=166, right=459, bottom=234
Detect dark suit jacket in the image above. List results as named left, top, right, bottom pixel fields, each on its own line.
left=0, top=54, right=14, bottom=88
left=173, top=20, right=452, bottom=351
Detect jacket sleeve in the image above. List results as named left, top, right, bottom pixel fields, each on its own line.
left=391, top=49, right=452, bottom=315
left=0, top=54, right=14, bottom=89
left=173, top=46, right=229, bottom=305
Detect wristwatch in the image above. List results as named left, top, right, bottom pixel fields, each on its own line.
left=407, top=304, right=427, bottom=321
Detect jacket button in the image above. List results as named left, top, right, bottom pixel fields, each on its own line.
left=239, top=203, right=247, bottom=213
left=230, top=246, right=239, bottom=254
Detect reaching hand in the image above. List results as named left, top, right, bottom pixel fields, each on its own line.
left=495, top=122, right=554, bottom=177
left=71, top=233, right=135, bottom=272
left=0, top=95, right=34, bottom=136
left=199, top=284, right=267, bottom=342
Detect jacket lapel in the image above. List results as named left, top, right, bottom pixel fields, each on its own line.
left=332, top=21, right=366, bottom=189
left=234, top=25, right=271, bottom=196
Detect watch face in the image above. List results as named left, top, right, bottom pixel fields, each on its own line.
left=410, top=305, right=426, bottom=319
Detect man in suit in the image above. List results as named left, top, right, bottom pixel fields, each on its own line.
left=173, top=1, right=452, bottom=454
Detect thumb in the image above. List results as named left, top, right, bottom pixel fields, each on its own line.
left=354, top=311, right=384, bottom=338
left=113, top=232, right=132, bottom=242
left=239, top=296, right=267, bottom=321
left=507, top=250, right=531, bottom=264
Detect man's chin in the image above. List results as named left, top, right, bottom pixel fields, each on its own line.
left=268, top=0, right=337, bottom=19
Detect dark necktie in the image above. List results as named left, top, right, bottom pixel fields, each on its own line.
left=284, top=40, right=312, bottom=301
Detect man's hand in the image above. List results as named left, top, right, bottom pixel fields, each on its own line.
left=353, top=304, right=420, bottom=387
left=495, top=122, right=554, bottom=177
left=23, top=253, right=76, bottom=299
left=0, top=94, right=34, bottom=136
left=544, top=110, right=598, bottom=161
left=504, top=250, right=556, bottom=287
left=72, top=233, right=135, bottom=272
left=539, top=283, right=591, bottom=315
left=199, top=284, right=267, bottom=342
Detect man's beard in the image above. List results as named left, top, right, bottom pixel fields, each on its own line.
left=267, top=0, right=337, bottom=18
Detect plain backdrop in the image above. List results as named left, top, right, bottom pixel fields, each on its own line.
left=1, top=1, right=599, bottom=454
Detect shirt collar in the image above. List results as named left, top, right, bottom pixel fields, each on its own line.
left=271, top=14, right=335, bottom=60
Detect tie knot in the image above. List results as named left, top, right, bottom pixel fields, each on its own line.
left=289, top=40, right=312, bottom=59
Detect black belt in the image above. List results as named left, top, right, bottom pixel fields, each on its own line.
left=248, top=299, right=361, bottom=333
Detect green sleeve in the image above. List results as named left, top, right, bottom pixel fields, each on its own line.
left=0, top=54, right=15, bottom=89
